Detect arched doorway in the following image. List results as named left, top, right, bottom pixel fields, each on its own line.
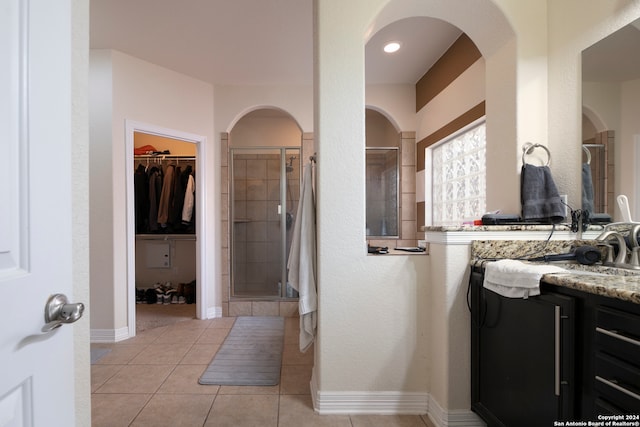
left=228, top=108, right=303, bottom=300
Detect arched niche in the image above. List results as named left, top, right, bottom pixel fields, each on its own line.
left=364, top=0, right=519, bottom=215
left=229, top=107, right=303, bottom=147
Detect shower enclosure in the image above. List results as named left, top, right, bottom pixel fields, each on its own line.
left=230, top=147, right=300, bottom=299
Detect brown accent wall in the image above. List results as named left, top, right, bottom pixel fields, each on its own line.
left=416, top=101, right=485, bottom=172
left=415, top=33, right=482, bottom=112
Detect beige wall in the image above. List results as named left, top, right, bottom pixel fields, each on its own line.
left=89, top=50, right=215, bottom=335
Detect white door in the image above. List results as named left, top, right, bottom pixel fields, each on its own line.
left=0, top=0, right=84, bottom=425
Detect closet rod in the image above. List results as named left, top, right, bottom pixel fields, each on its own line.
left=134, top=155, right=196, bottom=161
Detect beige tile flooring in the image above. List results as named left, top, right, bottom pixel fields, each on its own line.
left=91, top=316, right=434, bottom=427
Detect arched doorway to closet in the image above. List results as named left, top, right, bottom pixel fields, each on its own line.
left=125, top=121, right=208, bottom=335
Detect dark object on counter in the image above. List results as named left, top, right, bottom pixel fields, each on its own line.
left=589, top=213, right=611, bottom=224
left=528, top=245, right=601, bottom=265
left=481, top=214, right=522, bottom=225
left=394, top=247, right=426, bottom=253
left=368, top=245, right=388, bottom=254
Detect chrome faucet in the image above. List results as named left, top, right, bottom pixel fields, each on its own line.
left=595, top=229, right=628, bottom=266
left=627, top=224, right=640, bottom=268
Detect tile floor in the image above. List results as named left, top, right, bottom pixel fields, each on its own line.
left=91, top=316, right=434, bottom=427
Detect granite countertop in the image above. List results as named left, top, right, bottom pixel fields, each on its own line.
left=470, top=240, right=640, bottom=305
left=541, top=269, right=640, bottom=304
left=422, top=224, right=606, bottom=233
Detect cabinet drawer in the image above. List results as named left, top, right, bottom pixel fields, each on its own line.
left=595, top=352, right=640, bottom=392
left=594, top=397, right=626, bottom=415
left=594, top=374, right=640, bottom=414
left=595, top=306, right=640, bottom=363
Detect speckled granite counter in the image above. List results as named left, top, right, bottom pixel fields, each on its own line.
left=470, top=240, right=640, bottom=305
left=422, top=223, right=605, bottom=245
left=423, top=223, right=606, bottom=233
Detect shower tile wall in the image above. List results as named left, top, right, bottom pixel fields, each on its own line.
left=220, top=133, right=314, bottom=317
left=234, top=153, right=279, bottom=296
left=368, top=131, right=420, bottom=248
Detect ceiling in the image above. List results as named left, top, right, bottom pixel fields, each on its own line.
left=90, top=0, right=461, bottom=86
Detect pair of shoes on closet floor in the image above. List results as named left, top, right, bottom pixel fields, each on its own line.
left=153, top=282, right=177, bottom=305
left=168, top=294, right=187, bottom=304
left=135, top=289, right=146, bottom=304
left=161, top=289, right=177, bottom=305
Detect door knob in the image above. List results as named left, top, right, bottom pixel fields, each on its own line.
left=42, top=294, right=85, bottom=332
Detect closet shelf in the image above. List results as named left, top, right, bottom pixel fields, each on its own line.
left=136, top=234, right=196, bottom=241
left=233, top=218, right=252, bottom=223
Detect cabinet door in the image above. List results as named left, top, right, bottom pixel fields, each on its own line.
left=471, top=272, right=575, bottom=426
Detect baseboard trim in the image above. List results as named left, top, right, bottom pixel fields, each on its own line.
left=311, top=372, right=428, bottom=415
left=90, top=327, right=130, bottom=343
left=314, top=390, right=429, bottom=415
left=206, top=306, right=222, bottom=319
left=310, top=374, right=484, bottom=426
left=427, top=395, right=486, bottom=427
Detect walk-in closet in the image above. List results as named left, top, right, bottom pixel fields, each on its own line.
left=133, top=132, right=197, bottom=331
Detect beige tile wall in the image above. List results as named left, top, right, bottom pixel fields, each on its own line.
left=220, top=132, right=315, bottom=317
left=368, top=131, right=421, bottom=248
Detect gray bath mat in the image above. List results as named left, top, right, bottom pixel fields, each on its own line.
left=199, top=316, right=285, bottom=386
left=90, top=348, right=112, bottom=364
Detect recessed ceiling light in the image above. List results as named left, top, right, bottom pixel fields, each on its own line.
left=383, top=42, right=401, bottom=53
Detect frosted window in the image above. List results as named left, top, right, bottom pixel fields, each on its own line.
left=431, top=122, right=486, bottom=225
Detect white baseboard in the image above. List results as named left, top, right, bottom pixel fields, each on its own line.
left=90, top=327, right=130, bottom=343
left=426, top=395, right=486, bottom=427
left=91, top=305, right=220, bottom=343
left=206, top=306, right=222, bottom=319
left=311, top=373, right=428, bottom=415
left=310, top=374, right=485, bottom=426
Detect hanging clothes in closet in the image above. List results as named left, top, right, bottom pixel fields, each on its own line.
left=134, top=164, right=149, bottom=233
left=134, top=157, right=196, bottom=234
left=148, top=165, right=162, bottom=231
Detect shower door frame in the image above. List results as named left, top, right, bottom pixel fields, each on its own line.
left=229, top=146, right=300, bottom=300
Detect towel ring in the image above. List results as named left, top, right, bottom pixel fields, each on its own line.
left=522, top=142, right=551, bottom=167
left=582, top=145, right=591, bottom=165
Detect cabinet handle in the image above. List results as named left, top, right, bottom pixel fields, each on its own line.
left=596, top=327, right=640, bottom=347
left=595, top=376, right=640, bottom=402
left=555, top=305, right=560, bottom=396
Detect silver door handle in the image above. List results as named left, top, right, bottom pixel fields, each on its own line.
left=42, top=294, right=85, bottom=332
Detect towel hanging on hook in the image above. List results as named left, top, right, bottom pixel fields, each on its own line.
left=520, top=142, right=565, bottom=223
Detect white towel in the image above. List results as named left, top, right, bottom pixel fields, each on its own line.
left=483, top=259, right=566, bottom=299
left=287, top=163, right=317, bottom=352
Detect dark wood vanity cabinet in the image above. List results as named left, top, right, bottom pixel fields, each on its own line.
left=470, top=268, right=640, bottom=426
left=470, top=270, right=575, bottom=426
left=592, top=303, right=640, bottom=414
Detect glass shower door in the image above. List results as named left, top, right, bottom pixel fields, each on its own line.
left=230, top=147, right=300, bottom=299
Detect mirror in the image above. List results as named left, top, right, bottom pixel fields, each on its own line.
left=582, top=18, right=640, bottom=221
left=366, top=148, right=400, bottom=237
left=366, top=109, right=400, bottom=239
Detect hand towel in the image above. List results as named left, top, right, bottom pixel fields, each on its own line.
left=483, top=259, right=566, bottom=298
left=581, top=162, right=595, bottom=215
left=520, top=164, right=565, bottom=223
left=287, top=163, right=317, bottom=352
